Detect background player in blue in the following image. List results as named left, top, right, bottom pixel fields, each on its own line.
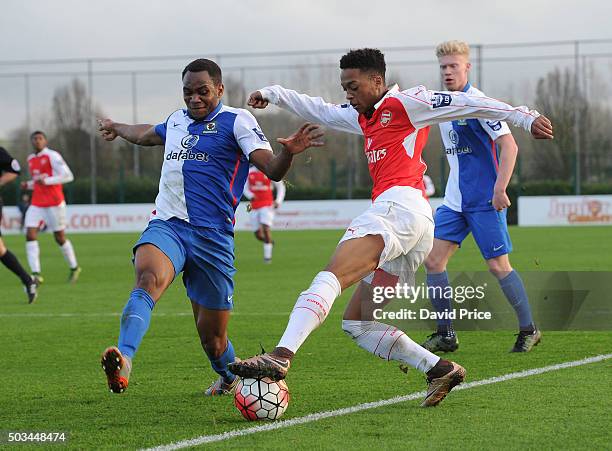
left=423, top=41, right=541, bottom=353
left=0, top=146, right=38, bottom=303
left=97, top=59, right=324, bottom=395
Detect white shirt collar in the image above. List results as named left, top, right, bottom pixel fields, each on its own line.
left=374, top=84, right=399, bottom=110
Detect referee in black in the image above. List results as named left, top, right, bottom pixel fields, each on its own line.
left=0, top=146, right=37, bottom=303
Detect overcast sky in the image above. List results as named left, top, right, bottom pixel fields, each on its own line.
left=2, top=0, right=611, bottom=59
left=1, top=0, right=611, bottom=140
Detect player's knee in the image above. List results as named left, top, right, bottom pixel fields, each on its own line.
left=136, top=269, right=164, bottom=292
left=488, top=265, right=512, bottom=279
left=487, top=258, right=512, bottom=279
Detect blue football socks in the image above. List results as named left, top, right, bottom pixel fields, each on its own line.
left=208, top=339, right=237, bottom=383
left=499, top=270, right=535, bottom=331
left=118, top=288, right=155, bottom=359
left=427, top=271, right=455, bottom=336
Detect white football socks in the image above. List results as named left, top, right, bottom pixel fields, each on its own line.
left=263, top=243, right=273, bottom=261
left=277, top=271, right=342, bottom=353
left=60, top=240, right=78, bottom=268
left=342, top=320, right=440, bottom=373
left=25, top=240, right=40, bottom=274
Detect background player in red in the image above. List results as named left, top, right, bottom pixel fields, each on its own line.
left=243, top=166, right=286, bottom=263
left=0, top=146, right=38, bottom=303
left=22, top=131, right=81, bottom=284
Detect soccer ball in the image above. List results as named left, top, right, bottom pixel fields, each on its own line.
left=234, top=377, right=290, bottom=421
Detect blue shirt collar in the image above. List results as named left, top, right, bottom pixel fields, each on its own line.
left=461, top=82, right=471, bottom=93
left=186, top=101, right=224, bottom=122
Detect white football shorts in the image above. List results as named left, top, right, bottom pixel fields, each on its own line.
left=339, top=200, right=434, bottom=286
left=24, top=202, right=67, bottom=232
left=250, top=206, right=275, bottom=231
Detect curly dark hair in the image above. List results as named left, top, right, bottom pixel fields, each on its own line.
left=339, top=48, right=386, bottom=79
left=30, top=130, right=47, bottom=139
left=182, top=59, right=222, bottom=85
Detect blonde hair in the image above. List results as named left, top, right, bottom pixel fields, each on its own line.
left=436, top=40, right=470, bottom=59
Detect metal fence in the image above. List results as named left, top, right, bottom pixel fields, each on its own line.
left=1, top=38, right=611, bottom=203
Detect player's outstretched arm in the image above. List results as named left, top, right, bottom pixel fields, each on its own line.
left=250, top=86, right=362, bottom=135
left=250, top=123, right=324, bottom=181
left=400, top=87, right=554, bottom=140
left=98, top=119, right=164, bottom=146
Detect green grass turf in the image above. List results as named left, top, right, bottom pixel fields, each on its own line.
left=0, top=226, right=611, bottom=450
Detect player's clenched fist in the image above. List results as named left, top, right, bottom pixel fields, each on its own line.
left=530, top=115, right=554, bottom=139
left=492, top=189, right=511, bottom=211
left=248, top=91, right=269, bottom=109
left=98, top=118, right=118, bottom=141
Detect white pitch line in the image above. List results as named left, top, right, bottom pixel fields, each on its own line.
left=0, top=312, right=287, bottom=318
left=145, top=353, right=612, bottom=451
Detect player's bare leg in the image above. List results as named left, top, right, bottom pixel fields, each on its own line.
left=487, top=254, right=541, bottom=352
left=101, top=244, right=173, bottom=393
left=229, top=234, right=384, bottom=380
left=192, top=303, right=239, bottom=396
left=422, top=239, right=460, bottom=353
left=53, top=230, right=81, bottom=283
left=342, top=277, right=465, bottom=407
left=254, top=228, right=265, bottom=242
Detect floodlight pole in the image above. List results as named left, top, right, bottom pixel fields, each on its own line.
left=88, top=59, right=97, bottom=204
left=24, top=74, right=31, bottom=134
left=475, top=44, right=483, bottom=90
left=574, top=41, right=581, bottom=195
left=131, top=71, right=140, bottom=177
left=240, top=67, right=246, bottom=106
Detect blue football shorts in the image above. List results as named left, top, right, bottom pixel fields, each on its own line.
left=133, top=217, right=235, bottom=310
left=433, top=204, right=512, bottom=260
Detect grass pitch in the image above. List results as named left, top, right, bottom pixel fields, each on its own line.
left=0, top=226, right=611, bottom=450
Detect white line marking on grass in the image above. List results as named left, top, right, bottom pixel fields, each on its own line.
left=145, top=353, right=612, bottom=451
left=0, top=312, right=287, bottom=318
